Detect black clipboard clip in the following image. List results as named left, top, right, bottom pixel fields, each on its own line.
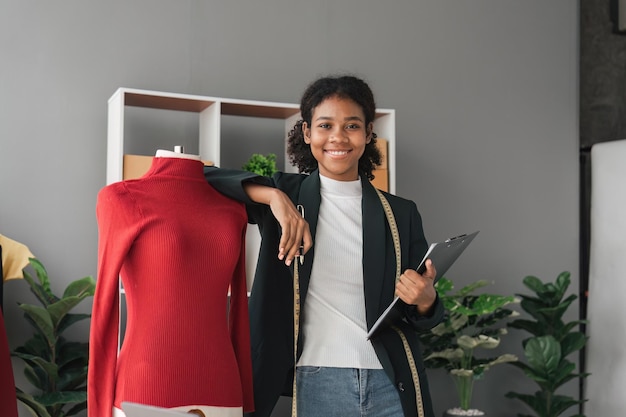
left=445, top=234, right=468, bottom=243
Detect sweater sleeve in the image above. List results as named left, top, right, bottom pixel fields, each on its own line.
left=88, top=184, right=142, bottom=417
left=229, top=224, right=254, bottom=412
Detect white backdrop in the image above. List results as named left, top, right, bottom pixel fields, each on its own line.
left=585, top=139, right=626, bottom=415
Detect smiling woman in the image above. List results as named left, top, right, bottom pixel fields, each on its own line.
left=203, top=74, right=444, bottom=417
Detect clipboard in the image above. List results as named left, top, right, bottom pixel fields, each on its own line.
left=366, top=230, right=479, bottom=339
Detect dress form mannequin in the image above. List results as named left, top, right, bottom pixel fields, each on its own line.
left=91, top=148, right=251, bottom=417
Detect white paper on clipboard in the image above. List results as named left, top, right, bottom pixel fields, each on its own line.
left=366, top=230, right=479, bottom=340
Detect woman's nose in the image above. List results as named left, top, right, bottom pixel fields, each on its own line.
left=329, top=129, right=347, bottom=142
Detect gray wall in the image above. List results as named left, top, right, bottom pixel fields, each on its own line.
left=1, top=1, right=579, bottom=416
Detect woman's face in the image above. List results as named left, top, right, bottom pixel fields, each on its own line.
left=302, top=96, right=372, bottom=182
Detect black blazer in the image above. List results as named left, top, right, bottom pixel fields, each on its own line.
left=204, top=167, right=444, bottom=417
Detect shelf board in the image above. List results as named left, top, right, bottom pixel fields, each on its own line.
left=124, top=92, right=215, bottom=112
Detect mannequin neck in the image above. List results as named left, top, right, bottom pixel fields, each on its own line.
left=155, top=149, right=201, bottom=161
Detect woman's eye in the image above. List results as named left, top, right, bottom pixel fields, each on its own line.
left=346, top=124, right=360, bottom=130
left=319, top=123, right=331, bottom=129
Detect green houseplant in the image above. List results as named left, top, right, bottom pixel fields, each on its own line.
left=242, top=153, right=278, bottom=177
left=12, top=257, right=96, bottom=417
left=419, top=278, right=518, bottom=416
left=506, top=271, right=588, bottom=417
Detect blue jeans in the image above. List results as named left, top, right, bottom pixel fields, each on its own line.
left=295, top=367, right=403, bottom=417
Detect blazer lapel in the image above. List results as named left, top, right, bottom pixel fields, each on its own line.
left=295, top=171, right=321, bottom=303
left=361, top=178, right=391, bottom=329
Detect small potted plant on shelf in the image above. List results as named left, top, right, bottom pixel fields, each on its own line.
left=242, top=153, right=278, bottom=177
left=11, top=257, right=96, bottom=417
left=505, top=271, right=588, bottom=417
left=419, top=277, right=519, bottom=417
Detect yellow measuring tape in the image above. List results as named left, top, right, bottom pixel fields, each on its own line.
left=375, top=189, right=425, bottom=417
left=292, top=205, right=303, bottom=417
left=291, top=193, right=424, bottom=417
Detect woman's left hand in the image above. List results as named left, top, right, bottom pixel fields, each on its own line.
left=395, top=259, right=437, bottom=315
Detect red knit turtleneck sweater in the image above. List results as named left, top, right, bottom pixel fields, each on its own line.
left=88, top=157, right=253, bottom=417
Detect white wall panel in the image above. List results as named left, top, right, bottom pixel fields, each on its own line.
left=586, top=139, right=626, bottom=416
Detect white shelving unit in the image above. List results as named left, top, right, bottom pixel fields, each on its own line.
left=106, top=87, right=396, bottom=291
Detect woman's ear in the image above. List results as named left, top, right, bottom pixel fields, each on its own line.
left=302, top=122, right=311, bottom=144
left=366, top=122, right=374, bottom=143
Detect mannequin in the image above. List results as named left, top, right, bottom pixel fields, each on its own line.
left=0, top=234, right=32, bottom=417
left=89, top=148, right=253, bottom=417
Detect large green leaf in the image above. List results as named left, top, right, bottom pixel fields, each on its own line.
left=57, top=313, right=91, bottom=335
left=554, top=271, right=571, bottom=300
left=561, top=332, right=587, bottom=358
left=470, top=294, right=517, bottom=315
left=14, top=333, right=49, bottom=359
left=19, top=304, right=55, bottom=346
left=509, top=319, right=546, bottom=337
left=47, top=296, right=89, bottom=329
left=57, top=365, right=88, bottom=391
left=548, top=394, right=582, bottom=416
left=35, top=390, right=87, bottom=406
left=522, top=276, right=546, bottom=295
left=518, top=297, right=551, bottom=323
left=29, top=258, right=59, bottom=305
left=13, top=352, right=59, bottom=381
left=505, top=391, right=548, bottom=417
left=16, top=389, right=52, bottom=417
left=57, top=340, right=89, bottom=367
left=62, top=275, right=95, bottom=298
left=525, top=336, right=561, bottom=375
left=546, top=360, right=576, bottom=391
left=23, top=363, right=48, bottom=391
left=535, top=294, right=576, bottom=322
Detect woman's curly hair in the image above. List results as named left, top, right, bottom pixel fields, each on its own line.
left=287, top=75, right=382, bottom=180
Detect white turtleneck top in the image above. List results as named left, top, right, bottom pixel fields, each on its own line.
left=297, top=174, right=382, bottom=369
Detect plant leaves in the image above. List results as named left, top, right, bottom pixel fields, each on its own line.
left=14, top=351, right=59, bottom=380
left=19, top=304, right=55, bottom=346
left=47, top=296, right=91, bottom=329
left=58, top=313, right=92, bottom=335
left=505, top=391, right=547, bottom=417
left=242, top=153, right=278, bottom=177
left=525, top=336, right=561, bottom=375
left=561, top=332, right=587, bottom=358
left=13, top=258, right=93, bottom=417
left=31, top=258, right=60, bottom=304
left=456, top=279, right=489, bottom=296
left=457, top=334, right=500, bottom=350
left=522, top=276, right=545, bottom=295
left=35, top=390, right=87, bottom=406
left=62, top=276, right=96, bottom=298
left=16, top=389, right=53, bottom=417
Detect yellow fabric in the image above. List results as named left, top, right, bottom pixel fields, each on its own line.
left=0, top=234, right=34, bottom=281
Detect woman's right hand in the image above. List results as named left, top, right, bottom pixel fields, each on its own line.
left=244, top=184, right=313, bottom=266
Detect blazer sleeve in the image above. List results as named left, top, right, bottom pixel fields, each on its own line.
left=203, top=167, right=294, bottom=228
left=203, top=166, right=272, bottom=205
left=403, top=200, right=445, bottom=331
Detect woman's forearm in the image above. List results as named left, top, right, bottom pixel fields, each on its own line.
left=243, top=183, right=282, bottom=205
